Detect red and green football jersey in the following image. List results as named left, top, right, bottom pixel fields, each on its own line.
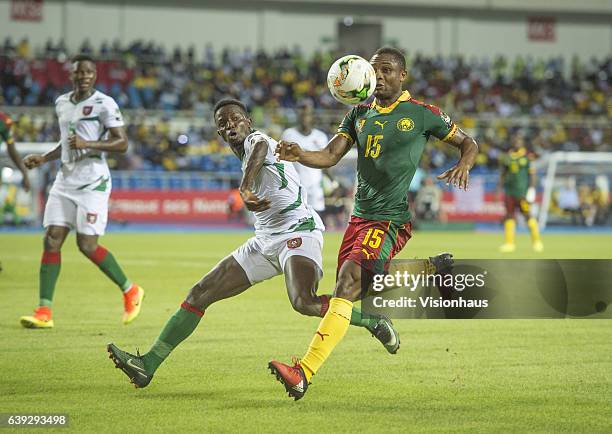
left=0, top=112, right=15, bottom=146
left=502, top=148, right=532, bottom=198
left=337, top=91, right=457, bottom=223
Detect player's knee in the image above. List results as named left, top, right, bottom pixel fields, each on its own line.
left=334, top=263, right=362, bottom=301
left=188, top=279, right=211, bottom=302
left=76, top=238, right=97, bottom=257
left=43, top=231, right=64, bottom=252
left=289, top=293, right=316, bottom=316
left=335, top=283, right=360, bottom=301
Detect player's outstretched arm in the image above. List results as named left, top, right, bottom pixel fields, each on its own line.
left=69, top=126, right=128, bottom=153
left=23, top=142, right=61, bottom=170
left=276, top=134, right=352, bottom=169
left=240, top=139, right=271, bottom=212
left=437, top=127, right=478, bottom=190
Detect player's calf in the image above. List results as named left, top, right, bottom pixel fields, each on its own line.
left=79, top=239, right=144, bottom=323
left=185, top=255, right=251, bottom=310
left=284, top=255, right=326, bottom=317
left=333, top=260, right=363, bottom=301
left=76, top=237, right=98, bottom=257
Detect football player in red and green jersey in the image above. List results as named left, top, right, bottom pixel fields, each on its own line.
left=0, top=112, right=31, bottom=192
left=498, top=136, right=543, bottom=253
left=270, top=47, right=478, bottom=400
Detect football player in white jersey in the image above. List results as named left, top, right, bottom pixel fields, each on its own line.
left=106, top=99, right=397, bottom=389
left=19, top=54, right=144, bottom=329
left=280, top=100, right=327, bottom=213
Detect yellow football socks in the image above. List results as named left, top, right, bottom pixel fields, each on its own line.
left=300, top=297, right=353, bottom=381
left=527, top=218, right=541, bottom=243
left=504, top=219, right=516, bottom=245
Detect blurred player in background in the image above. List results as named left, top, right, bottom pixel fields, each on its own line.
left=0, top=112, right=31, bottom=192
left=106, top=99, right=396, bottom=389
left=498, top=136, right=543, bottom=253
left=281, top=99, right=327, bottom=215
left=19, top=54, right=143, bottom=329
left=0, top=111, right=31, bottom=271
left=272, top=47, right=477, bottom=400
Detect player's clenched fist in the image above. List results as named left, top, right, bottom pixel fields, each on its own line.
left=23, top=154, right=45, bottom=169
left=275, top=140, right=302, bottom=162
left=68, top=134, right=88, bottom=150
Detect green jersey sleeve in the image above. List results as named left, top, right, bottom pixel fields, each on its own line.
left=336, top=107, right=358, bottom=143
left=0, top=115, right=15, bottom=145
left=422, top=105, right=457, bottom=142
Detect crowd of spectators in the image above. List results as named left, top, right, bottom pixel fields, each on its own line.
left=2, top=37, right=611, bottom=114
left=1, top=37, right=611, bottom=174
left=6, top=107, right=610, bottom=176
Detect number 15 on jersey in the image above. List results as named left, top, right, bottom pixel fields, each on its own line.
left=365, top=135, right=383, bottom=159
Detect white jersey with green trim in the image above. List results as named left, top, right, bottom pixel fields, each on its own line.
left=241, top=131, right=324, bottom=237
left=54, top=89, right=124, bottom=189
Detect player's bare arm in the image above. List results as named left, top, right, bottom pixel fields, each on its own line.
left=5, top=138, right=31, bottom=191
left=23, top=142, right=61, bottom=169
left=276, top=133, right=352, bottom=169
left=69, top=126, right=128, bottom=153
left=240, top=139, right=271, bottom=212
left=437, top=127, right=478, bottom=190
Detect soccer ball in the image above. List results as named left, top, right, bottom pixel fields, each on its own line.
left=327, top=55, right=376, bottom=106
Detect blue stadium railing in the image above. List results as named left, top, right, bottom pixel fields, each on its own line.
left=110, top=168, right=504, bottom=192
left=111, top=170, right=240, bottom=190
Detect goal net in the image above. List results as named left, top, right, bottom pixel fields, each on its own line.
left=536, top=152, right=612, bottom=229
left=0, top=142, right=55, bottom=226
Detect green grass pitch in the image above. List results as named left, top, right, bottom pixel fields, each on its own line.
left=1, top=230, right=611, bottom=433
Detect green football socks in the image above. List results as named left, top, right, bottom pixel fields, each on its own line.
left=142, top=302, right=204, bottom=374
left=87, top=246, right=131, bottom=291
left=39, top=251, right=61, bottom=307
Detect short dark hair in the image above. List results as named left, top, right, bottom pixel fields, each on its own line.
left=374, top=47, right=406, bottom=71
left=213, top=98, right=249, bottom=116
left=71, top=53, right=95, bottom=64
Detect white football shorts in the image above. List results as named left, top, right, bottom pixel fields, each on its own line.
left=231, top=230, right=324, bottom=284
left=42, top=182, right=110, bottom=236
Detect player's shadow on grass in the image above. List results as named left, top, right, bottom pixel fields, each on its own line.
left=133, top=391, right=225, bottom=401
left=135, top=386, right=299, bottom=408
left=135, top=387, right=272, bottom=405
